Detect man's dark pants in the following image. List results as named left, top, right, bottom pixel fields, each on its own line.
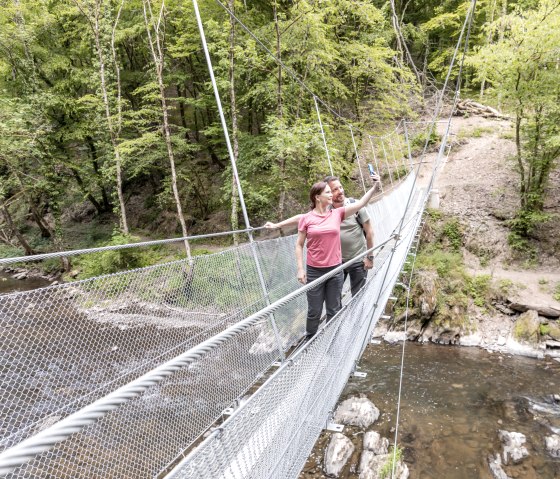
left=343, top=260, right=368, bottom=297
left=306, top=264, right=344, bottom=337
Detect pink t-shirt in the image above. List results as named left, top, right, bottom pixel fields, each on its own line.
left=298, top=208, right=346, bottom=267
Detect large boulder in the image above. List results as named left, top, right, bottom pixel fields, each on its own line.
left=413, top=271, right=438, bottom=318
left=508, top=302, right=560, bottom=319
left=498, top=430, right=529, bottom=464
left=334, top=396, right=380, bottom=429
left=512, top=310, right=540, bottom=345
left=545, top=434, right=560, bottom=458
left=546, top=322, right=560, bottom=341
left=323, top=432, right=354, bottom=477
left=487, top=454, right=511, bottom=479
left=363, top=431, right=389, bottom=455
left=358, top=452, right=409, bottom=479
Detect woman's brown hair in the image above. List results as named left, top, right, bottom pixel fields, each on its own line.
left=309, top=181, right=328, bottom=210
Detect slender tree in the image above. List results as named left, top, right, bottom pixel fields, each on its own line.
left=228, top=0, right=240, bottom=245
left=75, top=0, right=129, bottom=234
left=142, top=0, right=191, bottom=259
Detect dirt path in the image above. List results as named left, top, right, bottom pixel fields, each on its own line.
left=430, top=115, right=560, bottom=347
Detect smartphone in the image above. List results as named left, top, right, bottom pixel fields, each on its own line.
left=367, top=163, right=376, bottom=176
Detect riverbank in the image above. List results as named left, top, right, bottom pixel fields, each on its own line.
left=373, top=114, right=560, bottom=360
left=299, top=342, right=560, bottom=479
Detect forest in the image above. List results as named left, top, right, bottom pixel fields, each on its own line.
left=1, top=0, right=559, bottom=268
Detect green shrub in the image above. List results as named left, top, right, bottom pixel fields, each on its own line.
left=471, top=126, right=493, bottom=137
left=539, top=324, right=550, bottom=336
left=498, top=279, right=514, bottom=295
left=468, top=275, right=491, bottom=307
left=554, top=284, right=560, bottom=302
left=417, top=250, right=464, bottom=278
left=74, top=232, right=165, bottom=279
left=380, top=446, right=404, bottom=479
left=426, top=208, right=442, bottom=221
left=507, top=231, right=531, bottom=253
left=0, top=244, right=24, bottom=259
left=410, top=130, right=440, bottom=154
left=507, top=210, right=551, bottom=239
left=442, top=219, right=463, bottom=251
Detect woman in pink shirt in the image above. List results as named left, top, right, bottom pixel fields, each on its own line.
left=296, top=181, right=378, bottom=339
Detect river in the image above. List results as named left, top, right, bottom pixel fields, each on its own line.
left=0, top=271, right=51, bottom=294
left=338, top=342, right=560, bottom=478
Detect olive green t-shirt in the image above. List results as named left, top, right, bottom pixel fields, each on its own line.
left=338, top=198, right=370, bottom=263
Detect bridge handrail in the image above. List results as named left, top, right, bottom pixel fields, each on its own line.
left=0, top=229, right=401, bottom=477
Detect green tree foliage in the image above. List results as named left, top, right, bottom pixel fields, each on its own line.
left=467, top=0, right=560, bottom=238
left=0, top=0, right=416, bottom=260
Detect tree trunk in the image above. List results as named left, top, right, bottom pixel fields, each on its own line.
left=1, top=204, right=34, bottom=255
left=278, top=156, right=286, bottom=221
left=515, top=113, right=525, bottom=208
left=30, top=204, right=52, bottom=238
left=78, top=0, right=129, bottom=233
left=229, top=0, right=240, bottom=246
left=70, top=167, right=105, bottom=214
left=479, top=0, right=497, bottom=100
left=143, top=0, right=192, bottom=260
left=273, top=2, right=283, bottom=117
left=88, top=138, right=112, bottom=212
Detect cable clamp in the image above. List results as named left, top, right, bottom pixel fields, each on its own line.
left=395, top=282, right=409, bottom=291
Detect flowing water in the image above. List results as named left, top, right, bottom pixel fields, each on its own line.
left=340, top=342, right=560, bottom=479
left=0, top=271, right=50, bottom=294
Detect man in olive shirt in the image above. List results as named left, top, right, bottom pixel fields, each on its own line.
left=325, top=175, right=374, bottom=296
left=264, top=175, right=377, bottom=297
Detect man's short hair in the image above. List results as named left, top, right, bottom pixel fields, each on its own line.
left=323, top=175, right=340, bottom=184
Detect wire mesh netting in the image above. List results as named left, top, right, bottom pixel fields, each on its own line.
left=168, top=177, right=424, bottom=479
left=0, top=173, right=424, bottom=478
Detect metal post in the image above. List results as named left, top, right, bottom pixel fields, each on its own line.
left=403, top=120, right=414, bottom=171
left=313, top=95, right=334, bottom=176
left=380, top=139, right=394, bottom=187
left=192, top=0, right=285, bottom=361
left=367, top=135, right=384, bottom=193
left=349, top=125, right=366, bottom=193
left=388, top=136, right=401, bottom=180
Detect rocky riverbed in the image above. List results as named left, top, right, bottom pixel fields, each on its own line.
left=299, top=342, right=560, bottom=479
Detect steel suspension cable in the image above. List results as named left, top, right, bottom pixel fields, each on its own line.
left=191, top=0, right=286, bottom=361
left=349, top=125, right=367, bottom=193
left=388, top=1, right=478, bottom=476
left=313, top=95, right=334, bottom=176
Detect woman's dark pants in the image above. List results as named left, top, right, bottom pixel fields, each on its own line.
left=306, top=264, right=344, bottom=337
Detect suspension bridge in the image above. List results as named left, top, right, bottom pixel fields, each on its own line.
left=0, top=0, right=476, bottom=476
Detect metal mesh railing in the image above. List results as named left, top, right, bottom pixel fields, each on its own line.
left=0, top=173, right=423, bottom=478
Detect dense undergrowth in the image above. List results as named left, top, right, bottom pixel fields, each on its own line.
left=394, top=209, right=500, bottom=333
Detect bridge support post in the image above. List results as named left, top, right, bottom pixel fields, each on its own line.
left=313, top=95, right=334, bottom=176
left=192, top=0, right=285, bottom=361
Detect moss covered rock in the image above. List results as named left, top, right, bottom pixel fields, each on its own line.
left=546, top=321, right=560, bottom=341
left=513, top=310, right=540, bottom=344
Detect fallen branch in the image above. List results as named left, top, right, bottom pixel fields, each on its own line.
left=455, top=99, right=511, bottom=120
